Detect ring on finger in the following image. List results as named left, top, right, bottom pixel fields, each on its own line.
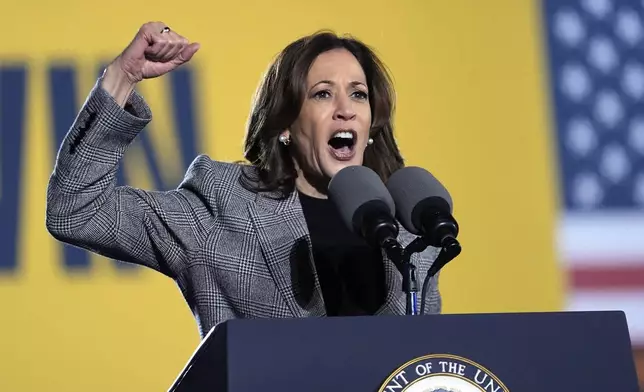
left=161, top=26, right=171, bottom=34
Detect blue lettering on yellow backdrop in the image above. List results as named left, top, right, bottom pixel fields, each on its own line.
left=0, top=61, right=200, bottom=274
left=0, top=66, right=27, bottom=272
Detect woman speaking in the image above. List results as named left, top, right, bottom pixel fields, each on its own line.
left=45, top=21, right=442, bottom=338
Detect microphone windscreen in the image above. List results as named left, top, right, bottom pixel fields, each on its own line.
left=386, top=166, right=453, bottom=235
left=327, top=165, right=395, bottom=234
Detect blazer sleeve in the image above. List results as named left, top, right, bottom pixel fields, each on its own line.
left=45, top=76, right=213, bottom=279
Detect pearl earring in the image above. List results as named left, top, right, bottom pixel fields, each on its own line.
left=367, top=138, right=374, bottom=146
left=279, top=134, right=291, bottom=146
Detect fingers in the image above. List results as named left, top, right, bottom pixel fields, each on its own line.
left=129, top=21, right=167, bottom=52
left=139, top=21, right=170, bottom=41
left=144, top=38, right=181, bottom=61
left=175, top=42, right=201, bottom=64
left=163, top=34, right=189, bottom=60
left=142, top=25, right=195, bottom=63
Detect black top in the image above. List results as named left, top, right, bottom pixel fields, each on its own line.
left=299, top=192, right=386, bottom=316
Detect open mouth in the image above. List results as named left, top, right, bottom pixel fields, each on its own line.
left=328, top=129, right=357, bottom=161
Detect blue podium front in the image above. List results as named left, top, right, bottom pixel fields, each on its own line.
left=169, top=311, right=639, bottom=391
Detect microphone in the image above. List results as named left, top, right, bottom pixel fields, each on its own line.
left=385, top=166, right=459, bottom=248
left=328, top=166, right=421, bottom=315
left=327, top=165, right=399, bottom=249
left=386, top=166, right=462, bottom=315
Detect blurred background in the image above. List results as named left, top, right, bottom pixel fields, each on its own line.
left=1, top=0, right=643, bottom=390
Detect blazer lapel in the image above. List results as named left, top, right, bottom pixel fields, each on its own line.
left=247, top=189, right=326, bottom=318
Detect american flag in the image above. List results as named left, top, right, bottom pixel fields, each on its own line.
left=543, top=0, right=644, bottom=346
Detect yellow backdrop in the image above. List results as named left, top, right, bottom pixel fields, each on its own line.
left=0, top=1, right=563, bottom=390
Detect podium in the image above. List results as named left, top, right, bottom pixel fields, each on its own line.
left=169, top=311, right=639, bottom=391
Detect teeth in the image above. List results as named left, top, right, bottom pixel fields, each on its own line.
left=333, top=131, right=354, bottom=139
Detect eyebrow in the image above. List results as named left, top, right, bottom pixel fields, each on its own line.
left=310, top=80, right=367, bottom=89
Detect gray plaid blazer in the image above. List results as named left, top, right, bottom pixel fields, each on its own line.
left=45, top=78, right=442, bottom=338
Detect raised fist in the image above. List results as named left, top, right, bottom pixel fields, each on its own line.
left=112, top=21, right=200, bottom=85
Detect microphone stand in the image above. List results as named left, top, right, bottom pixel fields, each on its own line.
left=383, top=234, right=461, bottom=316
left=365, top=213, right=422, bottom=316
left=364, top=209, right=461, bottom=316
left=379, top=214, right=462, bottom=316
left=380, top=238, right=419, bottom=315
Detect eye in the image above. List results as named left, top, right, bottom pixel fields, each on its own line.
left=352, top=90, right=369, bottom=100
left=313, top=90, right=331, bottom=99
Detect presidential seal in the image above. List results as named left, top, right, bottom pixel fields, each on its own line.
left=378, top=354, right=509, bottom=392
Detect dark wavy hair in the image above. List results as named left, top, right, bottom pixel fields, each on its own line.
left=242, top=30, right=404, bottom=197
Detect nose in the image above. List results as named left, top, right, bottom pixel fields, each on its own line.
left=333, top=96, right=356, bottom=121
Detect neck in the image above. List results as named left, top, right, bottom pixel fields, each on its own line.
left=294, top=163, right=329, bottom=199
left=295, top=175, right=328, bottom=199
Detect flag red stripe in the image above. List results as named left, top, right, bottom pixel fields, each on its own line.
left=571, top=265, right=644, bottom=289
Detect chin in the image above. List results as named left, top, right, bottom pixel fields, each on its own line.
left=323, top=159, right=363, bottom=179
